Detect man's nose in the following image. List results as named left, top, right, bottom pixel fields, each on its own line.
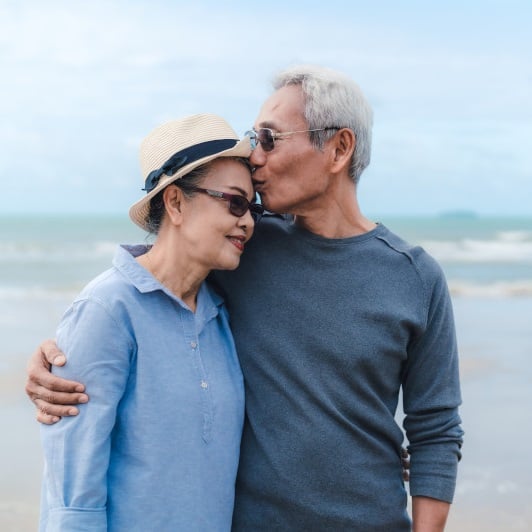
left=249, top=145, right=265, bottom=167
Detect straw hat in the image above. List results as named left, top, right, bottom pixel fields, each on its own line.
left=129, top=113, right=251, bottom=230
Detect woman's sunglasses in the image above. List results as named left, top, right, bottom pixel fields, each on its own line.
left=245, top=127, right=340, bottom=152
left=189, top=187, right=264, bottom=222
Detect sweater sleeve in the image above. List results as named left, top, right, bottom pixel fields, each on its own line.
left=40, top=297, right=133, bottom=531
left=402, top=260, right=464, bottom=503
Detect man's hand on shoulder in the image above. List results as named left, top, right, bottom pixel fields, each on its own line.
left=25, top=339, right=89, bottom=424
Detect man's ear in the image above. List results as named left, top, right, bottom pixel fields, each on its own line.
left=330, top=128, right=356, bottom=173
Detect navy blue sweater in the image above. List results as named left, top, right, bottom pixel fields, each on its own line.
left=214, top=217, right=463, bottom=531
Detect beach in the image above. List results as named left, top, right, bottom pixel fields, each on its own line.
left=1, top=215, right=531, bottom=530
left=444, top=297, right=532, bottom=531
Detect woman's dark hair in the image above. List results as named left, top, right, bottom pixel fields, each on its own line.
left=144, top=157, right=252, bottom=235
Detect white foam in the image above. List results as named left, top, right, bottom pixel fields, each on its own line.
left=449, top=280, right=532, bottom=297
left=0, top=241, right=117, bottom=263
left=422, top=236, right=532, bottom=263
left=0, top=285, right=80, bottom=301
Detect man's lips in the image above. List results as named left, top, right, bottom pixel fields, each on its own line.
left=253, top=180, right=265, bottom=193
left=252, top=174, right=265, bottom=187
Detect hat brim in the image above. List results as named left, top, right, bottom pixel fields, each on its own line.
left=129, top=136, right=251, bottom=231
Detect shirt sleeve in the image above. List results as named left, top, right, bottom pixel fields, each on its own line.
left=40, top=296, right=134, bottom=531
left=402, top=264, right=464, bottom=503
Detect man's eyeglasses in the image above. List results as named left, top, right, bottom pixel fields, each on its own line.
left=188, top=187, right=264, bottom=222
left=245, top=127, right=340, bottom=152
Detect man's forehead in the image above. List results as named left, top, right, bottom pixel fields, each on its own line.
left=255, top=86, right=306, bottom=128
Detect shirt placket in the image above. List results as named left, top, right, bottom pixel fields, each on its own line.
left=184, top=314, right=213, bottom=444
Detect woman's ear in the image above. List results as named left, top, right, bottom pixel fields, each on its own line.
left=163, top=185, right=184, bottom=224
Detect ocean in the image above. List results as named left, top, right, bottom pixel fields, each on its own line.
left=1, top=214, right=531, bottom=531
left=2, top=214, right=532, bottom=306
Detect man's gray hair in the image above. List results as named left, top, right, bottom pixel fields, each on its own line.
left=273, top=65, right=373, bottom=184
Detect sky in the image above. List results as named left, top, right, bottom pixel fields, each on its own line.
left=1, top=0, right=531, bottom=217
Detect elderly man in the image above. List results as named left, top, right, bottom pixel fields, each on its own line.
left=27, top=65, right=463, bottom=531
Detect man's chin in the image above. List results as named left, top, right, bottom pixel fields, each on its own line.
left=261, top=197, right=285, bottom=215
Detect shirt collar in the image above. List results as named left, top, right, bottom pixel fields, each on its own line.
left=113, top=245, right=224, bottom=320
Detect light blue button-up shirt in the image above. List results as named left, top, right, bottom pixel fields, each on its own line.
left=39, top=245, right=245, bottom=531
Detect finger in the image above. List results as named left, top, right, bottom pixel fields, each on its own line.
left=40, top=339, right=67, bottom=366
left=34, top=397, right=83, bottom=418
left=33, top=385, right=89, bottom=407
left=36, top=410, right=61, bottom=425
left=25, top=376, right=85, bottom=406
left=27, top=366, right=85, bottom=394
left=26, top=343, right=85, bottom=395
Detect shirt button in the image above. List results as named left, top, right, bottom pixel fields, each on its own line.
left=201, top=380, right=208, bottom=389
left=190, top=341, right=197, bottom=349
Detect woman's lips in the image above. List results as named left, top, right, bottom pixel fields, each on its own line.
left=227, top=236, right=245, bottom=251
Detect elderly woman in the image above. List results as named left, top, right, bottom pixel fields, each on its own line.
left=38, top=114, right=264, bottom=531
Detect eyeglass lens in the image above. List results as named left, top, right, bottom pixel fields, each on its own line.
left=184, top=186, right=264, bottom=222
left=256, top=129, right=275, bottom=152
left=246, top=129, right=275, bottom=152
left=229, top=196, right=263, bottom=222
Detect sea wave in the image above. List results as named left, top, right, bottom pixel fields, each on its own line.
left=449, top=280, right=532, bottom=297
left=0, top=241, right=118, bottom=263
left=2, top=280, right=532, bottom=301
left=0, top=285, right=80, bottom=301
left=422, top=232, right=532, bottom=263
